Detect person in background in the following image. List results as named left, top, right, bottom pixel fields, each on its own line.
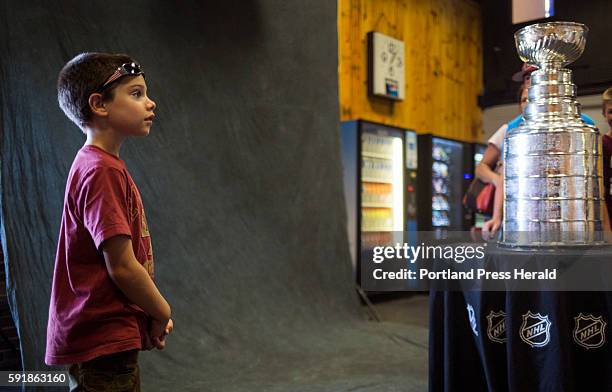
left=476, top=64, right=533, bottom=238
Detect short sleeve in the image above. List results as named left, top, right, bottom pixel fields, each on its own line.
left=487, top=123, right=508, bottom=150
left=78, top=167, right=132, bottom=249
left=507, top=114, right=523, bottom=130
left=581, top=113, right=595, bottom=126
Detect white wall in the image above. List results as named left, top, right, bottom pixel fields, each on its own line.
left=580, top=94, right=608, bottom=134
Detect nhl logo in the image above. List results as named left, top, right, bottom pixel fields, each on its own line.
left=486, top=311, right=507, bottom=343
left=466, top=303, right=478, bottom=336
left=573, top=313, right=606, bottom=349
left=519, top=311, right=551, bottom=348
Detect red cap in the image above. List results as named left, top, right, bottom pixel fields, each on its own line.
left=511, top=63, right=538, bottom=82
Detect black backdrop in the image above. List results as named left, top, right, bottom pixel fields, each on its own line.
left=0, top=1, right=427, bottom=391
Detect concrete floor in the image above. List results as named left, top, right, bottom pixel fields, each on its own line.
left=362, top=293, right=430, bottom=391
left=367, top=294, right=430, bottom=329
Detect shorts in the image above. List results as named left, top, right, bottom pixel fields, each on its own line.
left=68, top=349, right=140, bottom=392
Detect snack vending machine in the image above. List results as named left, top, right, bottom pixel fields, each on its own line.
left=417, top=135, right=472, bottom=233
left=341, top=120, right=417, bottom=287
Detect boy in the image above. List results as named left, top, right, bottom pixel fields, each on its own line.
left=602, top=87, right=612, bottom=223
left=45, top=53, right=172, bottom=391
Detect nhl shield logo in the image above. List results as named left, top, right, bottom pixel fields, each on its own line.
left=573, top=313, right=606, bottom=349
left=519, top=311, right=551, bottom=347
left=486, top=311, right=507, bottom=343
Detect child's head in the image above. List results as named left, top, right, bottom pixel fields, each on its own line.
left=512, top=63, right=537, bottom=87
left=57, top=52, right=153, bottom=133
left=603, top=87, right=612, bottom=131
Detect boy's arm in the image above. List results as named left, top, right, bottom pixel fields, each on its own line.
left=101, top=235, right=170, bottom=323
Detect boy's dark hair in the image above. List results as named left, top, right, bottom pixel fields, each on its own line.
left=57, top=52, right=136, bottom=132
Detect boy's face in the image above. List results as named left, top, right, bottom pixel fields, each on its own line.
left=604, top=102, right=612, bottom=131
left=105, top=75, right=156, bottom=136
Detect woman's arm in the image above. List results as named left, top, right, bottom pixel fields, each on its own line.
left=482, top=171, right=504, bottom=238
left=475, top=143, right=502, bottom=188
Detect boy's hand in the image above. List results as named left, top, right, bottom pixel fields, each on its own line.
left=165, top=318, right=174, bottom=335
left=150, top=318, right=172, bottom=350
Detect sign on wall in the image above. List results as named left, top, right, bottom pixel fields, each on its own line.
left=367, top=31, right=405, bottom=101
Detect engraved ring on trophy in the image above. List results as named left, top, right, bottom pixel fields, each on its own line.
left=501, top=22, right=605, bottom=247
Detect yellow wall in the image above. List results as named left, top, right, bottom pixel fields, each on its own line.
left=339, top=0, right=483, bottom=142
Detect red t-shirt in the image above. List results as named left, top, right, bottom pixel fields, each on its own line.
left=45, top=145, right=155, bottom=365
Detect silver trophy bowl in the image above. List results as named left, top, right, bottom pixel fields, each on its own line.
left=501, top=21, right=604, bottom=247
left=515, top=22, right=588, bottom=68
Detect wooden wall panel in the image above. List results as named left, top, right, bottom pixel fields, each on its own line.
left=339, top=0, right=483, bottom=142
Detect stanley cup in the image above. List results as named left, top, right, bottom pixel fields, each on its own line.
left=501, top=22, right=605, bottom=247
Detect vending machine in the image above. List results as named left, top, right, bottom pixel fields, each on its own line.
left=341, top=120, right=418, bottom=286
left=417, top=135, right=472, bottom=233
left=471, top=143, right=488, bottom=228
